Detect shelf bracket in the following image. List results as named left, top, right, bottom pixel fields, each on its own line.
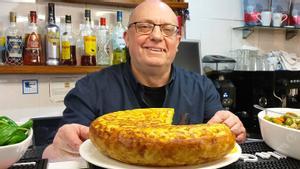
left=242, top=28, right=254, bottom=39
left=286, top=29, right=298, bottom=40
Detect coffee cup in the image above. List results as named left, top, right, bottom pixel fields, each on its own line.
left=272, top=13, right=288, bottom=27
left=256, top=11, right=272, bottom=26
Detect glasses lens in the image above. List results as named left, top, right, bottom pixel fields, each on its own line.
left=133, top=22, right=178, bottom=36
left=135, top=23, right=153, bottom=34
left=161, top=25, right=178, bottom=36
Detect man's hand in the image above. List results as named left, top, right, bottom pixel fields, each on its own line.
left=207, top=110, right=246, bottom=143
left=42, top=124, right=89, bottom=161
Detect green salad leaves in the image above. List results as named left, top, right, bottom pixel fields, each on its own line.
left=0, top=116, right=33, bottom=146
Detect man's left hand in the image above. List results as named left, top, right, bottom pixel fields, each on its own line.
left=207, top=110, right=246, bottom=143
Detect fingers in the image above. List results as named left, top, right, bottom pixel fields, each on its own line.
left=207, top=111, right=230, bottom=124
left=208, top=110, right=247, bottom=143
left=79, top=125, right=90, bottom=140
left=53, top=124, right=89, bottom=155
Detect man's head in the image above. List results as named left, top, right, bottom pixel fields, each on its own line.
left=124, top=0, right=181, bottom=72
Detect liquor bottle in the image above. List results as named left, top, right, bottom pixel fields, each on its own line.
left=79, top=9, right=96, bottom=66
left=23, top=11, right=44, bottom=65
left=5, top=12, right=23, bottom=65
left=45, top=3, right=60, bottom=66
left=112, top=11, right=126, bottom=65
left=96, top=17, right=111, bottom=66
left=0, top=29, right=5, bottom=65
left=61, top=15, right=76, bottom=65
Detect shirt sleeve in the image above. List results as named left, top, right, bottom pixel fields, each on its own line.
left=203, top=76, right=223, bottom=121
left=60, top=75, right=100, bottom=126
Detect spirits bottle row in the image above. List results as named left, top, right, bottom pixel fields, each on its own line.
left=0, top=3, right=127, bottom=66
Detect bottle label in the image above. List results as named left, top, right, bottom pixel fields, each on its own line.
left=0, top=36, right=5, bottom=53
left=0, top=36, right=5, bottom=46
left=25, top=32, right=41, bottom=49
left=84, top=35, right=96, bottom=56
left=62, top=41, right=71, bottom=60
left=6, top=36, right=23, bottom=58
left=47, top=31, right=60, bottom=45
left=112, top=33, right=125, bottom=50
left=46, top=30, right=60, bottom=60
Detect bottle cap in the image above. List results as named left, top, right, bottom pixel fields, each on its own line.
left=117, top=11, right=122, bottom=22
left=48, top=3, right=55, bottom=23
left=100, top=17, right=106, bottom=26
left=10, top=12, right=16, bottom=22
left=85, top=9, right=91, bottom=21
left=30, top=11, right=37, bottom=23
left=65, top=15, right=71, bottom=23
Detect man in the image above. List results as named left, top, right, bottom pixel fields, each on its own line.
left=43, top=0, right=246, bottom=161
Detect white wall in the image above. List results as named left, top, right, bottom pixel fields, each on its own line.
left=186, top=0, right=300, bottom=57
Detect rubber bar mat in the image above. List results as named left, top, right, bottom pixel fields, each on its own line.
left=222, top=141, right=300, bottom=169
left=8, top=159, right=48, bottom=169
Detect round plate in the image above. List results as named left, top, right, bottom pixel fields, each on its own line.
left=80, top=139, right=241, bottom=169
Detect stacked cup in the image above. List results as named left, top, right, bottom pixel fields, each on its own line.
left=256, top=11, right=288, bottom=27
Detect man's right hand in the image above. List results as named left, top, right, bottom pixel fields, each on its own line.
left=42, top=124, right=89, bottom=161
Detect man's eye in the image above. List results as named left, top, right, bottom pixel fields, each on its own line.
left=138, top=25, right=152, bottom=29
left=163, top=28, right=174, bottom=33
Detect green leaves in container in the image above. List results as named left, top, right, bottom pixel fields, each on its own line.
left=0, top=116, right=33, bottom=146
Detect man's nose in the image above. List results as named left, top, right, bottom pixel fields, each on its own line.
left=149, top=26, right=163, bottom=40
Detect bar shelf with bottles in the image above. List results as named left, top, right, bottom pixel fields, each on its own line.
left=0, top=3, right=125, bottom=74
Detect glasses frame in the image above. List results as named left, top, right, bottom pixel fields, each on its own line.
left=128, top=22, right=179, bottom=37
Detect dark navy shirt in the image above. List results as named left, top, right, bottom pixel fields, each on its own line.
left=60, top=61, right=223, bottom=126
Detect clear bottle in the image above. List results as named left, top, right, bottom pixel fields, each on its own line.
left=45, top=3, right=60, bottom=66
left=79, top=9, right=96, bottom=66
left=5, top=12, right=23, bottom=65
left=112, top=11, right=126, bottom=65
left=96, top=17, right=112, bottom=66
left=61, top=15, right=76, bottom=65
left=0, top=28, right=5, bottom=65
left=23, top=11, right=44, bottom=65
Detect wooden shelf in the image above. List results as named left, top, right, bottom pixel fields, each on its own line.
left=60, top=0, right=188, bottom=9
left=0, top=66, right=104, bottom=74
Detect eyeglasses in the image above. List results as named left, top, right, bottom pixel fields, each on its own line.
left=128, top=22, right=179, bottom=37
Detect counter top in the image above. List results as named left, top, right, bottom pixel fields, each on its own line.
left=48, top=159, right=88, bottom=169
left=13, top=140, right=300, bottom=169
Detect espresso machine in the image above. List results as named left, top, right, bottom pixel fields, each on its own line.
left=202, top=55, right=236, bottom=111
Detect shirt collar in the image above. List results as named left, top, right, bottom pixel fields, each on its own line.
left=123, top=61, right=176, bottom=89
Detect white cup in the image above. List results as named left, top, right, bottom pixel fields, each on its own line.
left=272, top=13, right=288, bottom=27
left=257, top=11, right=272, bottom=26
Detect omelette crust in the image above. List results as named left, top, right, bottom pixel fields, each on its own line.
left=89, top=108, right=236, bottom=166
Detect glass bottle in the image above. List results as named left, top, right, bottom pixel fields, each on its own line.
left=112, top=11, right=126, bottom=65
left=79, top=9, right=96, bottom=66
left=96, top=17, right=111, bottom=66
left=23, top=11, right=44, bottom=65
left=0, top=28, right=5, bottom=65
left=5, top=12, right=23, bottom=65
left=61, top=15, right=76, bottom=65
left=45, top=3, right=60, bottom=66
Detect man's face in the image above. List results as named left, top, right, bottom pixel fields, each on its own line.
left=124, top=3, right=181, bottom=70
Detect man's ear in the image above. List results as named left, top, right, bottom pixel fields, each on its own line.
left=175, top=34, right=182, bottom=50
left=123, top=31, right=129, bottom=48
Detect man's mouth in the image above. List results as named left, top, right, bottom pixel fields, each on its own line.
left=145, top=47, right=166, bottom=52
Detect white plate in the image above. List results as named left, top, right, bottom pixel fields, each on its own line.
left=80, top=139, right=241, bottom=169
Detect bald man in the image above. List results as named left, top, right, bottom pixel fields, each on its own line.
left=43, top=0, right=246, bottom=161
